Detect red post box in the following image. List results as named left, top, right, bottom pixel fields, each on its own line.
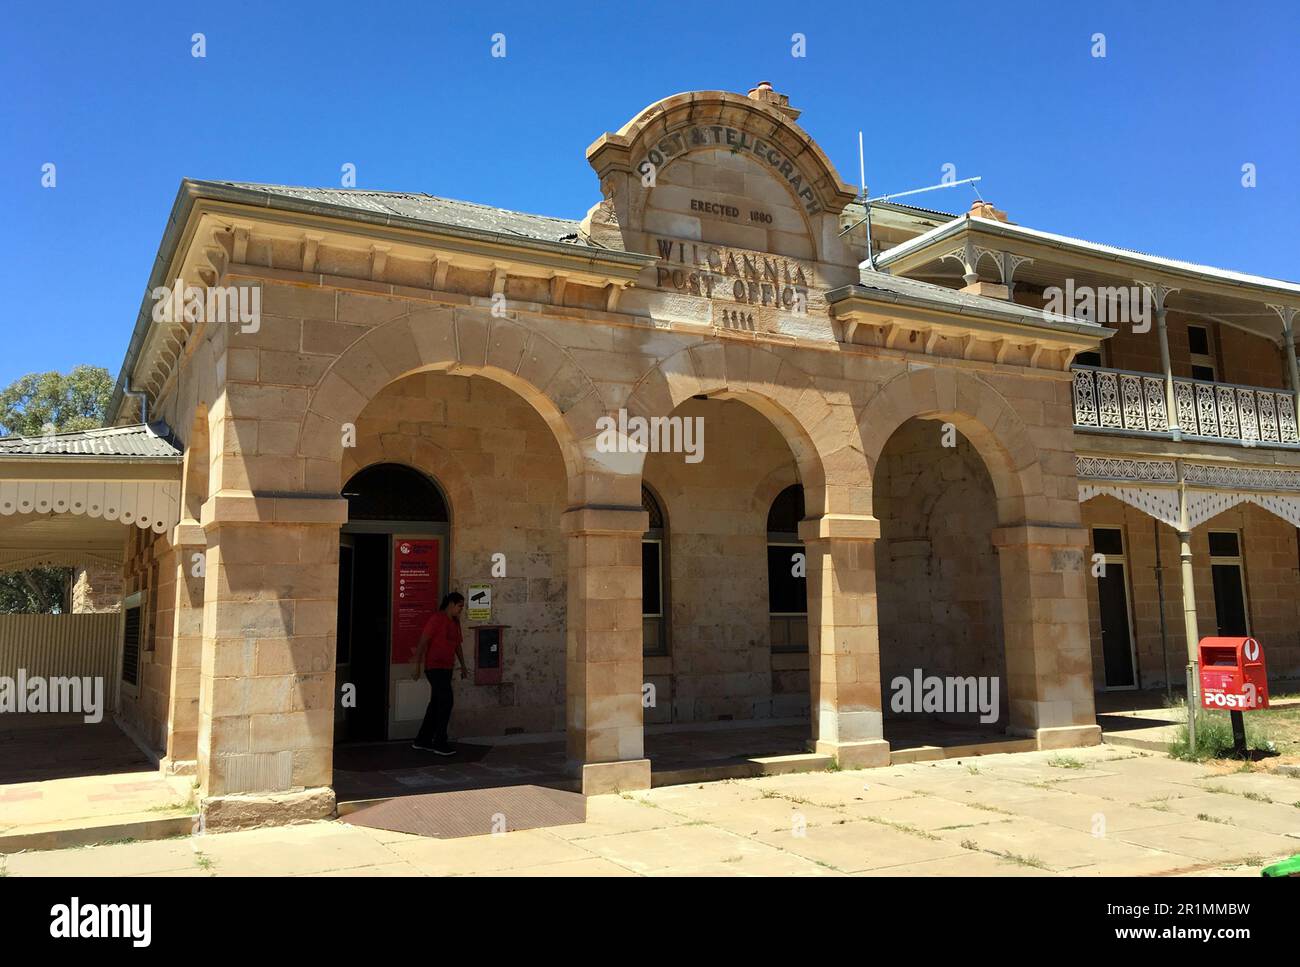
left=472, top=625, right=506, bottom=686
left=1198, top=637, right=1269, bottom=711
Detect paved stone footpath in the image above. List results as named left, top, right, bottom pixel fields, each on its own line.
left=4, top=746, right=1297, bottom=877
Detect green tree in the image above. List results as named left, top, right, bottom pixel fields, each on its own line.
left=0, top=365, right=113, bottom=613
left=0, top=365, right=113, bottom=436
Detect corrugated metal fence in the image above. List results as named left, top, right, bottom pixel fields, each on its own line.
left=0, top=614, right=120, bottom=708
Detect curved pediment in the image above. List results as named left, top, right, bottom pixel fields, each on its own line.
left=585, top=86, right=859, bottom=268
left=590, top=89, right=855, bottom=219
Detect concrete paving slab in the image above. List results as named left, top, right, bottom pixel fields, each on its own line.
left=385, top=827, right=594, bottom=875
left=853, top=850, right=1052, bottom=876
left=305, top=862, right=427, bottom=876
left=1114, top=819, right=1300, bottom=865
left=645, top=851, right=845, bottom=876
left=1156, top=794, right=1300, bottom=838
left=999, top=791, right=1190, bottom=835
left=752, top=818, right=967, bottom=873
left=1047, top=773, right=1208, bottom=805
left=1190, top=772, right=1300, bottom=803
left=194, top=822, right=399, bottom=875
left=646, top=787, right=849, bottom=835
left=1089, top=753, right=1219, bottom=784
left=543, top=794, right=694, bottom=840
left=744, top=769, right=926, bottom=806
left=933, top=816, right=1187, bottom=873
left=484, top=856, right=642, bottom=876
left=3, top=836, right=198, bottom=876
left=576, top=823, right=794, bottom=874
left=838, top=795, right=1012, bottom=832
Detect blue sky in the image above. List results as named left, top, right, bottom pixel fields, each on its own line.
left=3, top=0, right=1296, bottom=389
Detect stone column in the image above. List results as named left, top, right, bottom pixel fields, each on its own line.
left=991, top=523, right=1102, bottom=749
left=196, top=492, right=347, bottom=830
left=798, top=514, right=890, bottom=768
left=160, top=519, right=205, bottom=776
left=561, top=506, right=651, bottom=795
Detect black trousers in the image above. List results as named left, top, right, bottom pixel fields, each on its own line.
left=416, top=668, right=454, bottom=747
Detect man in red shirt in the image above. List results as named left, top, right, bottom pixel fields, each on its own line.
left=411, top=591, right=468, bottom=754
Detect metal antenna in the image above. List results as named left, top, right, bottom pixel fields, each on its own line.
left=838, top=175, right=984, bottom=239
left=857, top=132, right=877, bottom=269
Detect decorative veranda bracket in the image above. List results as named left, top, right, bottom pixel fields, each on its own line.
left=1077, top=482, right=1300, bottom=530
left=0, top=480, right=180, bottom=534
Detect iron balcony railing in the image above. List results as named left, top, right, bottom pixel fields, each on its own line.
left=1072, top=365, right=1300, bottom=447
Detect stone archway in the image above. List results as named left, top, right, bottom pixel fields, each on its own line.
left=297, top=306, right=599, bottom=495
left=626, top=341, right=884, bottom=766
left=858, top=367, right=1100, bottom=749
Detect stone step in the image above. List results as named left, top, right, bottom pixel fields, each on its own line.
left=0, top=810, right=195, bottom=854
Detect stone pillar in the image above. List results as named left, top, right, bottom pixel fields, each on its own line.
left=561, top=506, right=651, bottom=795
left=160, top=519, right=205, bottom=776
left=799, top=514, right=890, bottom=768
left=991, top=523, right=1102, bottom=750
left=196, top=492, right=347, bottom=830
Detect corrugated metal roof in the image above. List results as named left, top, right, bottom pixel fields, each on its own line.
left=876, top=215, right=1300, bottom=293
left=214, top=182, right=591, bottom=246
left=829, top=269, right=1105, bottom=335
left=0, top=423, right=182, bottom=460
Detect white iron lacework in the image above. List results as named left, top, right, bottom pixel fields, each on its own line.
left=1077, top=483, right=1181, bottom=528
left=1075, top=456, right=1177, bottom=482
left=1246, top=494, right=1300, bottom=528
left=1073, top=369, right=1099, bottom=427
left=1185, top=491, right=1249, bottom=529
left=1182, top=463, right=1300, bottom=491
left=1144, top=377, right=1168, bottom=430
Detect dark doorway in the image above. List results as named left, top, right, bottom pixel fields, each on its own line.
left=336, top=463, right=451, bottom=746
left=1097, top=564, right=1136, bottom=688
left=1212, top=565, right=1248, bottom=636
left=338, top=532, right=391, bottom=742
left=1209, top=531, right=1249, bottom=637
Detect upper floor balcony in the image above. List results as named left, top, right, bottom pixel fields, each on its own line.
left=1072, top=364, right=1300, bottom=449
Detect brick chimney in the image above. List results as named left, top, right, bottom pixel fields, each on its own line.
left=967, top=199, right=1011, bottom=223
left=746, top=80, right=801, bottom=121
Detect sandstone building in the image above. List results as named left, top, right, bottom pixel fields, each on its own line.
left=3, top=82, right=1298, bottom=827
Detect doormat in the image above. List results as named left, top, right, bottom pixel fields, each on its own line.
left=341, top=784, right=586, bottom=839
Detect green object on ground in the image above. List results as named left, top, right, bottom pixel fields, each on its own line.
left=1261, top=854, right=1300, bottom=877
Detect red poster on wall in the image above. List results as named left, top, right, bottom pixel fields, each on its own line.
left=391, top=538, right=441, bottom=663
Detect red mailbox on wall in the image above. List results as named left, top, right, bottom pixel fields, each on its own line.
left=1199, top=637, right=1269, bottom=711
left=473, top=625, right=506, bottom=686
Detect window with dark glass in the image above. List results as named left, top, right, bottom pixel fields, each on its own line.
left=1092, top=527, right=1124, bottom=556
left=1188, top=324, right=1217, bottom=382
left=767, top=484, right=808, bottom=653
left=342, top=463, right=448, bottom=522
left=1074, top=350, right=1103, bottom=367
left=642, top=485, right=668, bottom=657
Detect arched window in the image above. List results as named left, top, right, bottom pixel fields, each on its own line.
left=767, top=484, right=807, bottom=653
left=342, top=463, right=449, bottom=522
left=642, top=485, right=669, bottom=657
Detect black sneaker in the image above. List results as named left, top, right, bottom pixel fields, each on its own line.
left=411, top=741, right=436, bottom=752
left=432, top=745, right=456, bottom=756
